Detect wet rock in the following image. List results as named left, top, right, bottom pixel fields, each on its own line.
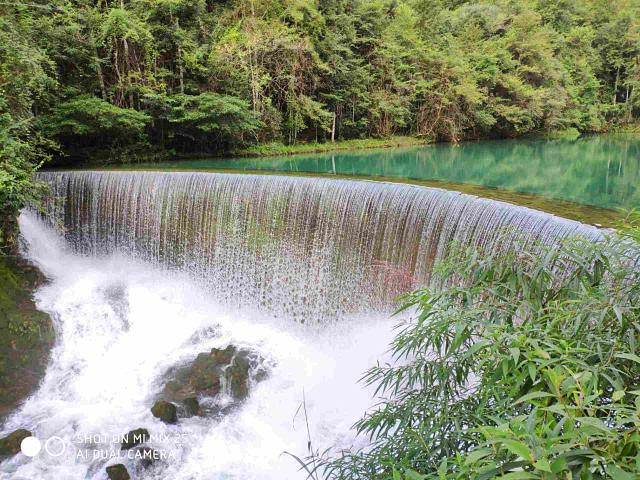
left=227, top=353, right=250, bottom=399
left=106, top=464, right=130, bottom=480
left=0, top=429, right=31, bottom=459
left=151, top=400, right=177, bottom=424
left=0, top=255, right=54, bottom=419
left=161, top=345, right=268, bottom=407
left=133, top=446, right=159, bottom=468
left=182, top=397, right=201, bottom=417
left=120, top=428, right=149, bottom=450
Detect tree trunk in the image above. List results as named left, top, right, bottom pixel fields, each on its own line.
left=177, top=46, right=185, bottom=94
left=113, top=39, right=123, bottom=106
left=331, top=111, right=336, bottom=143
left=613, top=66, right=620, bottom=104
left=95, top=47, right=107, bottom=101
left=122, top=38, right=134, bottom=108
left=175, top=19, right=185, bottom=95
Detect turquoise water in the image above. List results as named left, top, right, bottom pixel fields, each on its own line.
left=130, top=134, right=640, bottom=214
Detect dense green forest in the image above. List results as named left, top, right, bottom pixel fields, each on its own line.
left=0, top=0, right=640, bottom=246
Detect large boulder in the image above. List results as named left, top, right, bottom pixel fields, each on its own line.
left=0, top=429, right=31, bottom=459
left=106, top=464, right=130, bottom=480
left=161, top=345, right=267, bottom=408
left=121, top=428, right=149, bottom=450
left=151, top=400, right=177, bottom=424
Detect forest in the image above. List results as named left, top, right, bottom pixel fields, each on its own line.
left=1, top=0, right=640, bottom=244
left=1, top=3, right=640, bottom=480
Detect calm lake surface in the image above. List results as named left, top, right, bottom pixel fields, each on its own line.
left=116, top=134, right=640, bottom=226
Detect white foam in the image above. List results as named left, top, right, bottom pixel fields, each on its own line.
left=0, top=212, right=395, bottom=479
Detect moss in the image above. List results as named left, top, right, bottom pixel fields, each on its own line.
left=150, top=400, right=177, bottom=424
left=106, top=464, right=130, bottom=480
left=0, top=429, right=31, bottom=459
left=0, top=254, right=54, bottom=419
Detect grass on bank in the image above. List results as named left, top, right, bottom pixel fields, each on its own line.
left=309, top=213, right=640, bottom=480
left=232, top=136, right=430, bottom=157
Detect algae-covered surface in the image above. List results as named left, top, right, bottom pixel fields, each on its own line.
left=0, top=255, right=53, bottom=419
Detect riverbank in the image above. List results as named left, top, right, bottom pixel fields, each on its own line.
left=0, top=254, right=54, bottom=419
left=231, top=136, right=430, bottom=157
left=59, top=135, right=432, bottom=166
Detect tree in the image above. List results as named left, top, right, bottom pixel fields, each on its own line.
left=44, top=95, right=150, bottom=157
left=151, top=92, right=261, bottom=151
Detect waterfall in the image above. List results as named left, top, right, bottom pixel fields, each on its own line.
left=36, top=171, right=600, bottom=322
left=1, top=171, right=603, bottom=480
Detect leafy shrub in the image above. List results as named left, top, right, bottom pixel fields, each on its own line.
left=44, top=95, right=150, bottom=156
left=165, top=93, right=261, bottom=150
left=0, top=111, right=49, bottom=252
left=318, top=216, right=640, bottom=480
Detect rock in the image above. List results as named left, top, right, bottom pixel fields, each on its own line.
left=188, top=351, right=226, bottom=393
left=210, top=345, right=236, bottom=365
left=0, top=429, right=31, bottom=459
left=151, top=400, right=177, bottom=424
left=227, top=354, right=250, bottom=399
left=182, top=397, right=201, bottom=417
left=120, top=428, right=149, bottom=450
left=133, top=446, right=159, bottom=468
left=106, top=464, right=130, bottom=480
left=161, top=345, right=268, bottom=406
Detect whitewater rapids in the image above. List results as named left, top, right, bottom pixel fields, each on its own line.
left=0, top=212, right=396, bottom=479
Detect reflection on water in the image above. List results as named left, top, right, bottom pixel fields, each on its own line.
left=128, top=134, right=640, bottom=219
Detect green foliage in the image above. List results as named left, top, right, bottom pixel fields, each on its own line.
left=235, top=136, right=427, bottom=157
left=2, top=0, right=640, bottom=161
left=165, top=93, right=261, bottom=148
left=44, top=95, right=149, bottom=153
left=0, top=6, right=55, bottom=251
left=46, top=95, right=149, bottom=138
left=0, top=114, right=40, bottom=251
left=319, top=216, right=640, bottom=479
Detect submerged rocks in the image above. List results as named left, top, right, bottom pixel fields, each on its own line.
left=106, top=464, right=130, bottom=480
left=0, top=429, right=31, bottom=459
left=156, top=344, right=269, bottom=420
left=117, top=428, right=158, bottom=469
left=162, top=345, right=267, bottom=407
left=151, top=400, right=177, bottom=424
left=121, top=428, right=149, bottom=450
left=134, top=445, right=159, bottom=468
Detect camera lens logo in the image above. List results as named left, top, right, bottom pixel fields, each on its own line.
left=20, top=436, right=66, bottom=458
left=20, top=436, right=41, bottom=457
left=45, top=436, right=66, bottom=457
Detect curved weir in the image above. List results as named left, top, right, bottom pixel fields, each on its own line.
left=37, top=171, right=600, bottom=322
left=1, top=171, right=605, bottom=480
